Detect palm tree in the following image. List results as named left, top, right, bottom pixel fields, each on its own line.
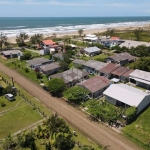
left=0, top=33, right=8, bottom=50
left=78, top=29, right=84, bottom=37
left=16, top=32, right=29, bottom=47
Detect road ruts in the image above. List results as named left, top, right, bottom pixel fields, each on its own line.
left=0, top=63, right=140, bottom=150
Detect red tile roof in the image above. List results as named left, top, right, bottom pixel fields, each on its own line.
left=121, top=69, right=134, bottom=78
left=110, top=37, right=120, bottom=40
left=78, top=76, right=111, bottom=93
left=111, top=66, right=129, bottom=76
left=42, top=40, right=56, bottom=45
left=99, top=63, right=120, bottom=73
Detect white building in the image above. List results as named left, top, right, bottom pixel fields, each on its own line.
left=84, top=34, right=98, bottom=41
left=129, top=69, right=150, bottom=89
left=103, top=84, right=150, bottom=113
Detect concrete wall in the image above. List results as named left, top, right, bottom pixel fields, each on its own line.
left=137, top=95, right=150, bottom=113
left=105, top=95, right=117, bottom=105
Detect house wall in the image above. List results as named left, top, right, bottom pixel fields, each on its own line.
left=118, top=59, right=128, bottom=66
left=93, top=87, right=108, bottom=98
left=105, top=95, right=117, bottom=105
left=137, top=95, right=150, bottom=113
left=43, top=68, right=60, bottom=76
left=120, top=76, right=128, bottom=82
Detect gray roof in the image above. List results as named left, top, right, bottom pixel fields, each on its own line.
left=50, top=68, right=89, bottom=83
left=120, top=40, right=150, bottom=48
left=73, top=59, right=86, bottom=66
left=108, top=52, right=135, bottom=62
left=40, top=62, right=60, bottom=72
left=103, top=84, right=148, bottom=107
left=53, top=53, right=63, bottom=58
left=78, top=76, right=111, bottom=93
left=27, top=58, right=50, bottom=66
left=84, top=60, right=107, bottom=70
left=84, top=46, right=101, bottom=53
left=1, top=50, right=22, bottom=55
left=129, top=69, right=150, bottom=82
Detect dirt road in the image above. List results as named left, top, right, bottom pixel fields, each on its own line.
left=0, top=63, right=140, bottom=150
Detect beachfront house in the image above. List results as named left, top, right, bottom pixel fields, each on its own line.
left=129, top=69, right=150, bottom=90
left=106, top=52, right=136, bottom=66
left=84, top=46, right=101, bottom=56
left=84, top=34, right=98, bottom=42
left=49, top=68, right=89, bottom=87
left=78, top=76, right=111, bottom=98
left=1, top=50, right=23, bottom=59
left=26, top=58, right=52, bottom=70
left=40, top=39, right=59, bottom=49
left=103, top=84, right=150, bottom=113
left=40, top=62, right=61, bottom=76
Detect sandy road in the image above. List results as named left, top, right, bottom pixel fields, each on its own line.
left=0, top=63, right=140, bottom=150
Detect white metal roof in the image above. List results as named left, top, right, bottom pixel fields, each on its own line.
left=86, top=34, right=96, bottom=38
left=103, top=84, right=148, bottom=107
left=111, top=78, right=120, bottom=83
left=84, top=46, right=100, bottom=53
left=5, top=93, right=14, bottom=98
left=129, top=69, right=150, bottom=82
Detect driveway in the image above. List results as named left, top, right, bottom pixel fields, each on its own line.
left=0, top=63, right=140, bottom=150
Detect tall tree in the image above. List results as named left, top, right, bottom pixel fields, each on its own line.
left=78, top=29, right=84, bottom=37
left=134, top=28, right=143, bottom=41
left=30, top=34, right=43, bottom=45
left=105, top=28, right=115, bottom=37
left=47, top=78, right=66, bottom=96
left=16, top=32, right=29, bottom=47
left=0, top=33, right=8, bottom=50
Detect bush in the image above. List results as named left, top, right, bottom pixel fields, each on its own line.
left=125, top=106, right=137, bottom=123
left=25, top=68, right=29, bottom=73
left=23, top=52, right=32, bottom=60
left=36, top=72, right=43, bottom=79
left=1, top=101, right=6, bottom=107
left=3, top=86, right=12, bottom=94
left=47, top=78, right=66, bottom=96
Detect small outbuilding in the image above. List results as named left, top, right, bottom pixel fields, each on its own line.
left=5, top=93, right=15, bottom=101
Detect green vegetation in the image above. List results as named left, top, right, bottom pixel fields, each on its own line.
left=0, top=33, right=9, bottom=50
left=16, top=32, right=29, bottom=47
left=80, top=53, right=109, bottom=62
left=83, top=99, right=124, bottom=123
left=134, top=28, right=143, bottom=41
left=125, top=107, right=137, bottom=124
left=63, top=86, right=89, bottom=104
left=21, top=52, right=32, bottom=60
left=122, top=107, right=150, bottom=150
left=2, top=114, right=100, bottom=150
left=129, top=57, right=150, bottom=72
left=30, top=34, right=43, bottom=45
left=47, top=78, right=66, bottom=96
left=78, top=29, right=84, bottom=37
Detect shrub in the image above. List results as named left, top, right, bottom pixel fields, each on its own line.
left=25, top=68, right=29, bottom=73
left=1, top=101, right=6, bottom=107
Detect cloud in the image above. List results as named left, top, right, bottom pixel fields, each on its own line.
left=110, top=3, right=132, bottom=7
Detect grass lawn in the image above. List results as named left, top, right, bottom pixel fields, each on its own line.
left=0, top=95, right=26, bottom=112
left=0, top=104, right=43, bottom=139
left=80, top=53, right=109, bottom=62
left=122, top=106, right=150, bottom=150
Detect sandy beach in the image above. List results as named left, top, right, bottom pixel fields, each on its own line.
left=7, top=24, right=150, bottom=43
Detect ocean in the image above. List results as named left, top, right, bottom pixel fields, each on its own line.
left=0, top=17, right=150, bottom=37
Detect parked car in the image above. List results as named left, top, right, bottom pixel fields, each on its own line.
left=5, top=94, right=15, bottom=101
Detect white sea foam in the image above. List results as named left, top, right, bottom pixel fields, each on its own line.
left=1, top=21, right=150, bottom=37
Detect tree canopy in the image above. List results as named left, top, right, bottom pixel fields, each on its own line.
left=30, top=34, right=43, bottom=45
left=0, top=33, right=9, bottom=50
left=63, top=86, right=89, bottom=104
left=134, top=28, right=143, bottom=41
left=16, top=32, right=29, bottom=47
left=78, top=29, right=84, bottom=37
left=47, top=78, right=66, bottom=96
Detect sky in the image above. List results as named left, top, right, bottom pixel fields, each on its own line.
left=0, top=0, right=150, bottom=17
